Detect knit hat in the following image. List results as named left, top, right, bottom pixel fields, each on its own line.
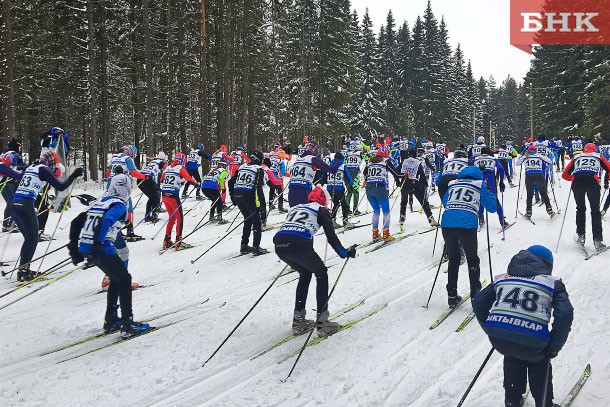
left=527, top=245, right=553, bottom=269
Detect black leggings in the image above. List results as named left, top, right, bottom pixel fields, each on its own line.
left=274, top=234, right=329, bottom=313
left=183, top=168, right=202, bottom=196
left=328, top=188, right=349, bottom=220
left=97, top=253, right=133, bottom=321
left=269, top=183, right=284, bottom=210
left=504, top=355, right=553, bottom=407
left=35, top=189, right=49, bottom=232
left=11, top=199, right=39, bottom=268
left=202, top=188, right=222, bottom=217
left=526, top=173, right=552, bottom=213
left=442, top=227, right=480, bottom=296
left=138, top=179, right=160, bottom=218
left=573, top=177, right=602, bottom=240
left=401, top=182, right=432, bottom=218
left=235, top=191, right=262, bottom=246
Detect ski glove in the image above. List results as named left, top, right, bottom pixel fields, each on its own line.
left=72, top=167, right=85, bottom=178
left=346, top=244, right=357, bottom=258
left=69, top=249, right=84, bottom=266
left=86, top=243, right=103, bottom=267
left=499, top=182, right=506, bottom=193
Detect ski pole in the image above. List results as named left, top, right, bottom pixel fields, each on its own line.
left=549, top=175, right=560, bottom=213
left=192, top=209, right=261, bottom=267
left=485, top=210, right=493, bottom=281
left=0, top=256, right=72, bottom=299
left=152, top=187, right=198, bottom=239
left=0, top=261, right=83, bottom=312
left=201, top=264, right=290, bottom=367
left=456, top=347, right=495, bottom=407
left=601, top=186, right=608, bottom=206
left=161, top=197, right=221, bottom=254
left=283, top=257, right=351, bottom=382
left=514, top=166, right=523, bottom=218
left=1, top=243, right=69, bottom=278
left=432, top=205, right=443, bottom=256
left=35, top=184, right=75, bottom=274
left=555, top=186, right=573, bottom=253
left=501, top=191, right=506, bottom=241
left=389, top=177, right=408, bottom=212
left=425, top=245, right=447, bottom=309
left=541, top=358, right=552, bottom=407
left=225, top=209, right=241, bottom=232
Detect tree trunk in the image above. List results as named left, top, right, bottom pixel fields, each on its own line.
left=177, top=3, right=187, bottom=151
left=99, top=0, right=110, bottom=173
left=198, top=1, right=209, bottom=149
left=87, top=0, right=99, bottom=181
left=166, top=0, right=175, bottom=154
left=2, top=0, right=17, bottom=143
left=143, top=0, right=154, bottom=156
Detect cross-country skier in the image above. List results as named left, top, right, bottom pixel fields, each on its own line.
left=160, top=153, right=198, bottom=250
left=325, top=152, right=354, bottom=227
left=344, top=138, right=368, bottom=215
left=516, top=145, right=555, bottom=220
left=562, top=143, right=610, bottom=251
left=287, top=141, right=340, bottom=207
left=68, top=172, right=151, bottom=337
left=473, top=245, right=573, bottom=407
left=441, top=166, right=497, bottom=307
left=274, top=187, right=357, bottom=336
left=399, top=149, right=438, bottom=231
left=231, top=150, right=268, bottom=255
left=12, top=151, right=83, bottom=281
left=435, top=139, right=449, bottom=170
left=268, top=142, right=288, bottom=213
left=553, top=137, right=566, bottom=171
left=201, top=158, right=229, bottom=224
left=436, top=149, right=469, bottom=201
left=228, top=146, right=250, bottom=202
left=139, top=153, right=166, bottom=223
left=297, top=136, right=309, bottom=157
left=474, top=147, right=507, bottom=228
left=364, top=149, right=401, bottom=242
left=468, top=136, right=487, bottom=163
left=183, top=144, right=206, bottom=200
left=0, top=152, right=23, bottom=232
left=567, top=136, right=583, bottom=158
left=107, top=145, right=148, bottom=242
left=496, top=144, right=516, bottom=187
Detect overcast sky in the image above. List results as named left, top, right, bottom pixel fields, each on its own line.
left=350, top=0, right=533, bottom=84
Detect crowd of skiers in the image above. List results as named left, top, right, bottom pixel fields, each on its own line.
left=8, top=128, right=610, bottom=406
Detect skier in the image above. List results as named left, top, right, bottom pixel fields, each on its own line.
left=435, top=139, right=449, bottom=170
left=232, top=150, right=268, bottom=255
left=287, top=141, right=340, bottom=207
left=107, top=145, right=148, bottom=242
left=297, top=136, right=309, bottom=157
left=160, top=153, right=198, bottom=250
left=228, top=146, right=251, bottom=202
left=468, top=136, right=487, bottom=163
left=496, top=144, right=516, bottom=187
left=210, top=145, right=232, bottom=168
left=423, top=141, right=437, bottom=192
left=68, top=172, right=151, bottom=337
left=516, top=145, right=555, bottom=220
left=12, top=151, right=83, bottom=281
left=260, top=157, right=283, bottom=228
left=268, top=142, right=288, bottom=213
left=441, top=166, right=497, bottom=307
left=183, top=144, right=206, bottom=200
left=399, top=149, right=438, bottom=231
left=416, top=147, right=436, bottom=198
left=344, top=138, right=368, bottom=215
left=436, top=150, right=469, bottom=201
left=473, top=245, right=573, bottom=407
left=567, top=136, right=583, bottom=158
left=474, top=147, right=507, bottom=228
left=325, top=152, right=354, bottom=227
left=553, top=137, right=566, bottom=171
left=562, top=143, right=610, bottom=251
left=139, top=153, right=166, bottom=223
left=364, top=149, right=401, bottom=242
left=0, top=152, right=23, bottom=232
left=274, top=187, right=357, bottom=336
left=201, top=158, right=229, bottom=224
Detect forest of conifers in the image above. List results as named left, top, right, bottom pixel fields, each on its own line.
left=1, top=0, right=609, bottom=179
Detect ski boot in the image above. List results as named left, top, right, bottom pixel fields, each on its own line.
left=353, top=209, right=362, bottom=216
left=316, top=310, right=341, bottom=337
left=162, top=236, right=174, bottom=250
left=594, top=240, right=607, bottom=252
left=383, top=228, right=394, bottom=242
left=252, top=246, right=269, bottom=256
left=372, top=228, right=381, bottom=242
left=120, top=317, right=151, bottom=338
left=499, top=217, right=508, bottom=229
left=534, top=193, right=541, bottom=204
left=38, top=232, right=52, bottom=242
left=292, top=309, right=315, bottom=335
left=342, top=218, right=351, bottom=229
left=196, top=194, right=204, bottom=201
left=174, top=238, right=193, bottom=250
left=215, top=215, right=228, bottom=225
left=524, top=211, right=532, bottom=220
left=576, top=234, right=586, bottom=247
left=240, top=244, right=254, bottom=255
left=103, top=306, right=122, bottom=334
left=399, top=215, right=406, bottom=232
left=125, top=233, right=144, bottom=242
left=447, top=288, right=463, bottom=309
left=470, top=280, right=483, bottom=303
left=427, top=216, right=439, bottom=227
left=332, top=219, right=342, bottom=229
left=547, top=207, right=556, bottom=218
left=17, top=267, right=34, bottom=282
left=504, top=397, right=525, bottom=407
left=278, top=206, right=288, bottom=214
left=208, top=213, right=217, bottom=224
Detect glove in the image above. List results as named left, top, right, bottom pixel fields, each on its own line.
left=86, top=243, right=103, bottom=267
left=69, top=249, right=84, bottom=266
left=605, top=183, right=608, bottom=190
left=544, top=347, right=559, bottom=359
left=499, top=182, right=506, bottom=193
left=346, top=244, right=357, bottom=258
left=334, top=152, right=344, bottom=161
left=72, top=167, right=85, bottom=178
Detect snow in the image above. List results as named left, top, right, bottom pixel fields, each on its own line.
left=1, top=166, right=609, bottom=407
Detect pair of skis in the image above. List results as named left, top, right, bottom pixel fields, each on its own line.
left=573, top=235, right=609, bottom=260
left=364, top=226, right=437, bottom=253
left=429, top=280, right=488, bottom=331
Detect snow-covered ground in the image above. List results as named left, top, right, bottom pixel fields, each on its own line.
left=1, top=165, right=609, bottom=407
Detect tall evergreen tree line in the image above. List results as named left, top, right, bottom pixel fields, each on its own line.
left=1, top=0, right=530, bottom=179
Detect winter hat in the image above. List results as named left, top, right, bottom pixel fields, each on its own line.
left=527, top=144, right=537, bottom=151
left=584, top=143, right=597, bottom=153
left=173, top=152, right=187, bottom=165
left=308, top=187, right=328, bottom=206
left=477, top=136, right=485, bottom=143
left=527, top=245, right=553, bottom=269
left=122, top=144, right=138, bottom=159
left=40, top=151, right=60, bottom=170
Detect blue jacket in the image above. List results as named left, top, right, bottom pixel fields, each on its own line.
left=79, top=198, right=127, bottom=255
left=441, top=166, right=497, bottom=229
left=473, top=250, right=573, bottom=354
